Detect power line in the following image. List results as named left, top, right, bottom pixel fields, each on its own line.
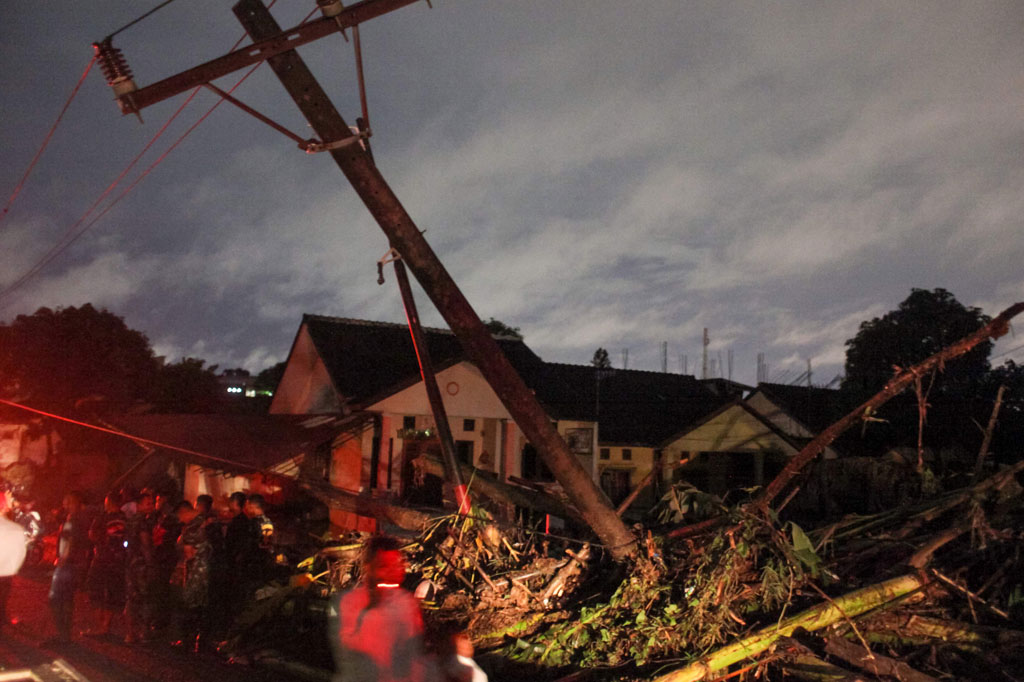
left=0, top=56, right=97, bottom=228
left=104, top=0, right=184, bottom=41
left=0, top=2, right=293, bottom=309
left=991, top=342, right=1024, bottom=362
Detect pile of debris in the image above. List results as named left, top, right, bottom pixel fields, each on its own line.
left=227, top=303, right=1024, bottom=680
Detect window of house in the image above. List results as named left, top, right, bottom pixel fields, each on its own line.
left=599, top=448, right=610, bottom=460
left=463, top=418, right=476, bottom=432
left=622, top=448, right=633, bottom=461
left=403, top=415, right=416, bottom=430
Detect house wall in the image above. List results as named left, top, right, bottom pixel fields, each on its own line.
left=661, top=404, right=799, bottom=496
left=329, top=425, right=377, bottom=532
left=370, top=362, right=530, bottom=478
left=270, top=325, right=341, bottom=414
left=596, top=445, right=656, bottom=489
left=662, top=405, right=797, bottom=463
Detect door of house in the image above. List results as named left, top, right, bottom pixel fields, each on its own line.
left=600, top=469, right=632, bottom=506
left=401, top=438, right=444, bottom=507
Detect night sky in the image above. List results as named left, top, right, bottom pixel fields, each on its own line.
left=2, top=1, right=1022, bottom=384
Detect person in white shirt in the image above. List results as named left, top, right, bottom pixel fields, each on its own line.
left=0, top=514, right=28, bottom=627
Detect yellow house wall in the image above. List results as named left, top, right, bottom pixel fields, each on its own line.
left=597, top=445, right=655, bottom=487
left=662, top=404, right=797, bottom=464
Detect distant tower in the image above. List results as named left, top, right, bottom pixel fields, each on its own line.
left=701, top=328, right=709, bottom=380
left=661, top=341, right=668, bottom=373
left=621, top=348, right=629, bottom=370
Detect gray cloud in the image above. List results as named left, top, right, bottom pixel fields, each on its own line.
left=1, top=1, right=1022, bottom=384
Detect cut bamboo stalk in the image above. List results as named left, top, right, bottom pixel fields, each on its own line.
left=650, top=573, right=928, bottom=682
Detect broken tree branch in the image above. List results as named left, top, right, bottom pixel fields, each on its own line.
left=929, top=568, right=1010, bottom=620
left=973, top=384, right=1006, bottom=479
left=823, top=636, right=938, bottom=682
left=616, top=455, right=690, bottom=517
left=540, top=544, right=590, bottom=606
left=755, top=301, right=1024, bottom=510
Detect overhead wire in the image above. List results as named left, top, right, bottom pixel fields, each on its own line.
left=0, top=0, right=299, bottom=309
left=0, top=55, right=98, bottom=228
left=104, top=0, right=183, bottom=41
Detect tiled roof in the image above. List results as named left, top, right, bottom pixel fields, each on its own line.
left=751, top=383, right=852, bottom=434
left=543, top=364, right=731, bottom=446
left=302, top=315, right=562, bottom=411
left=299, top=315, right=730, bottom=446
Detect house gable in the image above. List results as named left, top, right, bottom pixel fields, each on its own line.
left=270, top=324, right=342, bottom=414
left=745, top=386, right=844, bottom=459
left=368, top=361, right=513, bottom=420
left=662, top=402, right=800, bottom=460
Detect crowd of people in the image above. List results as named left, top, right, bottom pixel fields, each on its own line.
left=4, top=487, right=276, bottom=652
left=2, top=486, right=488, bottom=681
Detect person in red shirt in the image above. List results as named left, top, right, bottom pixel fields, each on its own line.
left=331, top=536, right=437, bottom=682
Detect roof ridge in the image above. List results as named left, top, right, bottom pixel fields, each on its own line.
left=302, top=313, right=454, bottom=336
left=543, top=360, right=698, bottom=377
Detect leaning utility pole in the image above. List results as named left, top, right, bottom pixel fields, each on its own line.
left=95, top=0, right=635, bottom=558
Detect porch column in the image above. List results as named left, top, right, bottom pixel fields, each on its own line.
left=501, top=420, right=520, bottom=482
left=377, top=415, right=393, bottom=492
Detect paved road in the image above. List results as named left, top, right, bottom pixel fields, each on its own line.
left=0, top=571, right=327, bottom=682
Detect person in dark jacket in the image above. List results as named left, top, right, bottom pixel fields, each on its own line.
left=124, top=492, right=157, bottom=644
left=223, top=492, right=249, bottom=624
left=86, top=492, right=127, bottom=636
left=173, top=501, right=212, bottom=652
left=49, top=491, right=88, bottom=644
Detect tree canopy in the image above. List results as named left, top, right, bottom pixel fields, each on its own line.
left=591, top=347, right=612, bottom=368
left=0, top=304, right=159, bottom=414
left=483, top=317, right=523, bottom=339
left=0, top=304, right=229, bottom=416
left=842, top=288, right=992, bottom=395
left=149, top=357, right=225, bottom=413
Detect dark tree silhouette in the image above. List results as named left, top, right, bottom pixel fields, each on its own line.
left=483, top=317, right=522, bottom=339
left=842, top=288, right=992, bottom=396
left=591, top=347, right=612, bottom=368
left=0, top=304, right=158, bottom=414
left=254, top=361, right=287, bottom=394
left=149, top=357, right=224, bottom=413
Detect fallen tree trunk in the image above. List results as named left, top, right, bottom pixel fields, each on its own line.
left=756, top=301, right=1024, bottom=510
left=650, top=573, right=928, bottom=682
left=298, top=480, right=432, bottom=531
left=416, top=455, right=580, bottom=521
